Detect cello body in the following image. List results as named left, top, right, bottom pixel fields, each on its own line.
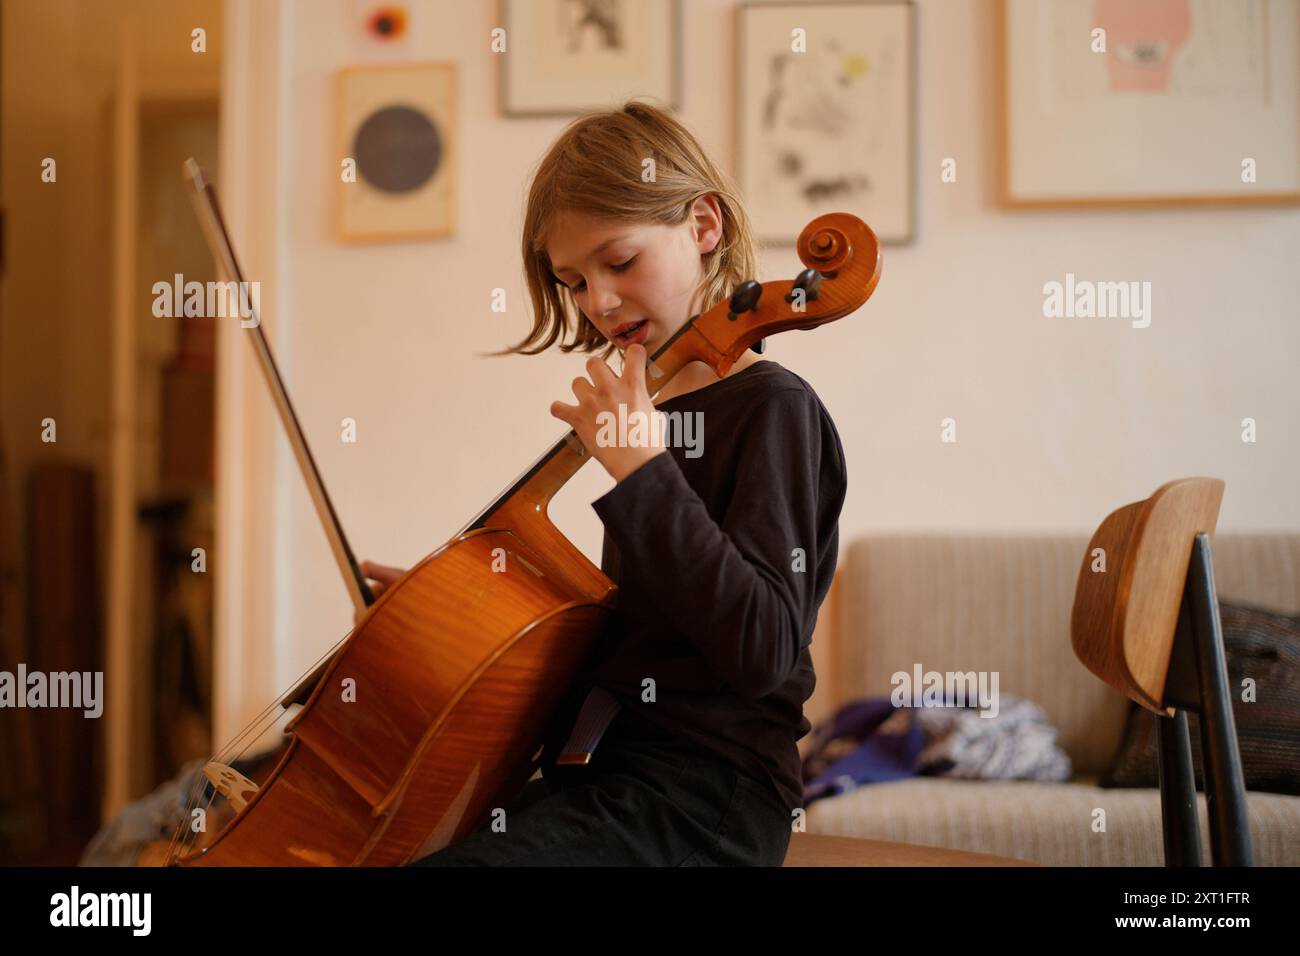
left=167, top=192, right=881, bottom=866
left=175, top=526, right=612, bottom=865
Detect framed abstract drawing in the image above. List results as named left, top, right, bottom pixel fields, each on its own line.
left=499, top=0, right=681, bottom=116
left=1000, top=0, right=1300, bottom=206
left=737, top=0, right=916, bottom=245
left=336, top=63, right=457, bottom=242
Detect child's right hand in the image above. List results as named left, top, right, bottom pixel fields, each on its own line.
left=361, top=560, right=405, bottom=597
left=355, top=561, right=406, bottom=625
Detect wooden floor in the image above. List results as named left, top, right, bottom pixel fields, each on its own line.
left=783, top=833, right=1037, bottom=867
left=132, top=834, right=1038, bottom=866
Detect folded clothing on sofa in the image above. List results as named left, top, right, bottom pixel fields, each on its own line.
left=801, top=694, right=1072, bottom=805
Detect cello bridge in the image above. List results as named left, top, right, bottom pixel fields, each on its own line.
left=203, top=761, right=260, bottom=812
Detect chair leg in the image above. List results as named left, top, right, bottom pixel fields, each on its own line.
left=1155, top=709, right=1202, bottom=866
left=1187, top=533, right=1254, bottom=866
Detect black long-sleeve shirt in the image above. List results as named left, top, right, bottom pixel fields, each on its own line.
left=541, top=359, right=847, bottom=813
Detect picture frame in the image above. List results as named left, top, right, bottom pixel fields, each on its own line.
left=336, top=62, right=457, bottom=242
left=736, top=0, right=916, bottom=245
left=999, top=0, right=1300, bottom=207
left=499, top=0, right=682, bottom=117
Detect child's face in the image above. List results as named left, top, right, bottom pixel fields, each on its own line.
left=545, top=196, right=722, bottom=357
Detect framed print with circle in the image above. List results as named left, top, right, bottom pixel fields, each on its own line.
left=737, top=0, right=916, bottom=245
left=336, top=63, right=457, bottom=242
left=1000, top=0, right=1300, bottom=206
left=500, top=0, right=681, bottom=116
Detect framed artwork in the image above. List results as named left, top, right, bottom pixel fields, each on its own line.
left=500, top=0, right=681, bottom=116
left=737, top=0, right=916, bottom=245
left=336, top=63, right=457, bottom=242
left=1000, top=0, right=1300, bottom=206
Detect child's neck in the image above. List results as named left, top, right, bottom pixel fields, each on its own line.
left=653, top=351, right=762, bottom=405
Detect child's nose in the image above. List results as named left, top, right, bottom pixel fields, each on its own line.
left=588, top=282, right=621, bottom=316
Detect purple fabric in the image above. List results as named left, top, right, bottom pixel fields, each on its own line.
left=801, top=697, right=925, bottom=804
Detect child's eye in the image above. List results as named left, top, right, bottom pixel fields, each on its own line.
left=564, top=256, right=636, bottom=293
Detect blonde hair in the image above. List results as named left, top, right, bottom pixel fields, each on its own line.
left=487, top=99, right=758, bottom=362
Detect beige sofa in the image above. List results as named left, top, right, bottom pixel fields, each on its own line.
left=801, top=533, right=1300, bottom=866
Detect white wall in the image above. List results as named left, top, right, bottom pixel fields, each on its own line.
left=218, top=0, right=1300, bottom=737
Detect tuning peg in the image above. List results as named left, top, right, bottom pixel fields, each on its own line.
left=727, top=279, right=762, bottom=320
left=784, top=268, right=823, bottom=304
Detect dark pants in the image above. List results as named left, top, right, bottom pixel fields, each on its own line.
left=405, top=706, right=792, bottom=866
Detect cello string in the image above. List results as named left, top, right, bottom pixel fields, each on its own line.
left=168, top=742, right=233, bottom=862
left=170, top=776, right=220, bottom=862
left=207, top=629, right=353, bottom=766
left=167, top=753, right=215, bottom=862
left=165, top=629, right=352, bottom=862
left=166, top=774, right=204, bottom=862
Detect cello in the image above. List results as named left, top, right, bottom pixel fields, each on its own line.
left=165, top=159, right=882, bottom=866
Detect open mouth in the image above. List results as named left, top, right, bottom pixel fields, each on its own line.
left=613, top=320, right=648, bottom=343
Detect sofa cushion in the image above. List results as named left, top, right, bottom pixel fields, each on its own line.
left=1100, top=601, right=1300, bottom=795
left=805, top=776, right=1300, bottom=865
left=812, top=533, right=1300, bottom=776
left=824, top=534, right=1129, bottom=775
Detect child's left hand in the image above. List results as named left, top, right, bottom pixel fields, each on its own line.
left=550, top=343, right=667, bottom=483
